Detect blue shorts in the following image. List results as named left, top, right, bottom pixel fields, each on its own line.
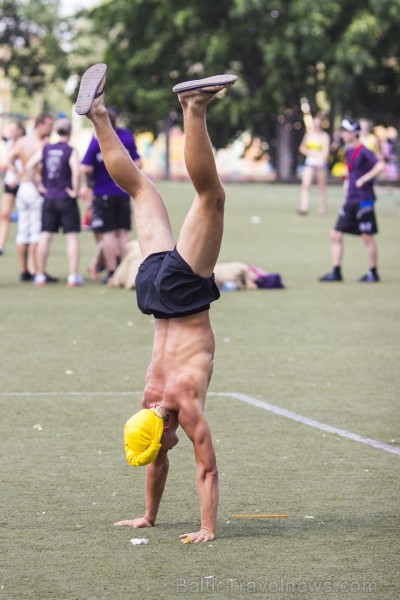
left=135, top=247, right=220, bottom=319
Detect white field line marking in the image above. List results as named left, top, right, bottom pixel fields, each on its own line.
left=0, top=391, right=134, bottom=396
left=1, top=390, right=399, bottom=456
left=219, top=392, right=400, bottom=457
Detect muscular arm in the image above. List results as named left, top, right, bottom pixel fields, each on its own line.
left=178, top=405, right=218, bottom=542
left=113, top=452, right=169, bottom=529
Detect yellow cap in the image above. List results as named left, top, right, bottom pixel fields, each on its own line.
left=124, top=409, right=164, bottom=467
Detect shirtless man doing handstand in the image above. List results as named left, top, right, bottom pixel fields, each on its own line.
left=75, top=64, right=237, bottom=543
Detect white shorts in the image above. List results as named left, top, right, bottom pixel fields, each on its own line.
left=16, top=182, right=43, bottom=244
left=304, top=157, right=326, bottom=169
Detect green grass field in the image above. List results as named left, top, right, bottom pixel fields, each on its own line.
left=1, top=183, right=399, bottom=599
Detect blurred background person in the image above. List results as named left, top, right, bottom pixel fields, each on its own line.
left=359, top=118, right=383, bottom=158
left=28, top=118, right=83, bottom=287
left=0, top=120, right=26, bottom=255
left=8, top=113, right=54, bottom=281
left=298, top=113, right=330, bottom=216
left=319, top=118, right=384, bottom=283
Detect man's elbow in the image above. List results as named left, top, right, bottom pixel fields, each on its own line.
left=198, top=464, right=218, bottom=483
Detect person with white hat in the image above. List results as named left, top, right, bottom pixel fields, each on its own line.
left=319, top=118, right=384, bottom=283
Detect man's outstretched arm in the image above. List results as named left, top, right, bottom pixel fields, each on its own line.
left=114, top=452, right=169, bottom=528
left=178, top=407, right=219, bottom=542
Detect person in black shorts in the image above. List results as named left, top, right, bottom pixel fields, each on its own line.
left=28, top=118, right=84, bottom=287
left=319, top=119, right=384, bottom=283
left=75, top=64, right=237, bottom=542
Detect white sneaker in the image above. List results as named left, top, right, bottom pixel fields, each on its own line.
left=67, top=274, right=84, bottom=287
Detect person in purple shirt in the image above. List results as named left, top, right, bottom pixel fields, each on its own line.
left=28, top=118, right=83, bottom=287
left=81, top=107, right=142, bottom=283
left=319, top=118, right=384, bottom=283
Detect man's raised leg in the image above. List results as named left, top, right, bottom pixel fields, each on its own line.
left=77, top=68, right=174, bottom=259
left=175, top=85, right=234, bottom=277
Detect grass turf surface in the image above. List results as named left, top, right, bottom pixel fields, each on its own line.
left=1, top=182, right=399, bottom=599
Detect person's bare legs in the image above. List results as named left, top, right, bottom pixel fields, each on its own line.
left=27, top=243, right=38, bottom=275
left=116, top=228, right=129, bottom=260
left=299, top=166, right=313, bottom=214
left=316, top=167, right=328, bottom=215
left=102, top=231, right=117, bottom=272
left=175, top=89, right=226, bottom=277
left=0, top=191, right=15, bottom=251
left=88, top=232, right=103, bottom=280
left=17, top=243, right=29, bottom=274
left=36, top=232, right=52, bottom=275
left=85, top=87, right=174, bottom=259
left=330, top=229, right=343, bottom=267
left=65, top=232, right=80, bottom=277
left=361, top=233, right=378, bottom=269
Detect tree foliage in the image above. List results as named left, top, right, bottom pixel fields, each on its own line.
left=0, top=0, right=68, bottom=95
left=76, top=0, right=400, bottom=143
left=4, top=0, right=396, bottom=141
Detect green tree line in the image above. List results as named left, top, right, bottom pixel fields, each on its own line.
left=1, top=0, right=400, bottom=146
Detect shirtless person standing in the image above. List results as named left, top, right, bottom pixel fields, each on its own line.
left=8, top=113, right=54, bottom=280
left=75, top=64, right=237, bottom=543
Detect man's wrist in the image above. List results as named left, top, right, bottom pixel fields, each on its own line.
left=143, top=515, right=154, bottom=526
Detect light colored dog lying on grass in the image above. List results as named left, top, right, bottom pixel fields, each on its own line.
left=107, top=240, right=142, bottom=290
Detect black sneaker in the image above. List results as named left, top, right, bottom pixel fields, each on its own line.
left=44, top=272, right=59, bottom=283
left=20, top=271, right=33, bottom=282
left=359, top=271, right=380, bottom=283
left=319, top=271, right=343, bottom=282
left=0, top=248, right=4, bottom=256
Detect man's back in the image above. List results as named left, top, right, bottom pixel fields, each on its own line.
left=42, top=141, right=73, bottom=200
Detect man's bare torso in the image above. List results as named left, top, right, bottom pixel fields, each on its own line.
left=10, top=133, right=46, bottom=182
left=142, top=311, right=215, bottom=419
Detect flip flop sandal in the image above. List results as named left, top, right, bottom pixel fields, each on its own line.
left=172, top=74, right=237, bottom=94
left=75, top=63, right=107, bottom=115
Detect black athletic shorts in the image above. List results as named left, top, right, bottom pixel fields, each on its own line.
left=135, top=247, right=220, bottom=319
left=91, top=194, right=131, bottom=232
left=41, top=197, right=81, bottom=234
left=4, top=183, right=19, bottom=195
left=334, top=201, right=378, bottom=236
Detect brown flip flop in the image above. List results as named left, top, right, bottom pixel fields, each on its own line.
left=75, top=63, right=107, bottom=115
left=172, top=74, right=237, bottom=94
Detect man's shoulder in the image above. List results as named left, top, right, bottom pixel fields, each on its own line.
left=360, top=144, right=378, bottom=163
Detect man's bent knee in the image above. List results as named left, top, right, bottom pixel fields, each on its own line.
left=330, top=229, right=342, bottom=243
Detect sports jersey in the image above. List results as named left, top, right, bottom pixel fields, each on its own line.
left=82, top=127, right=140, bottom=196
left=345, top=144, right=378, bottom=204
left=42, top=141, right=73, bottom=201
